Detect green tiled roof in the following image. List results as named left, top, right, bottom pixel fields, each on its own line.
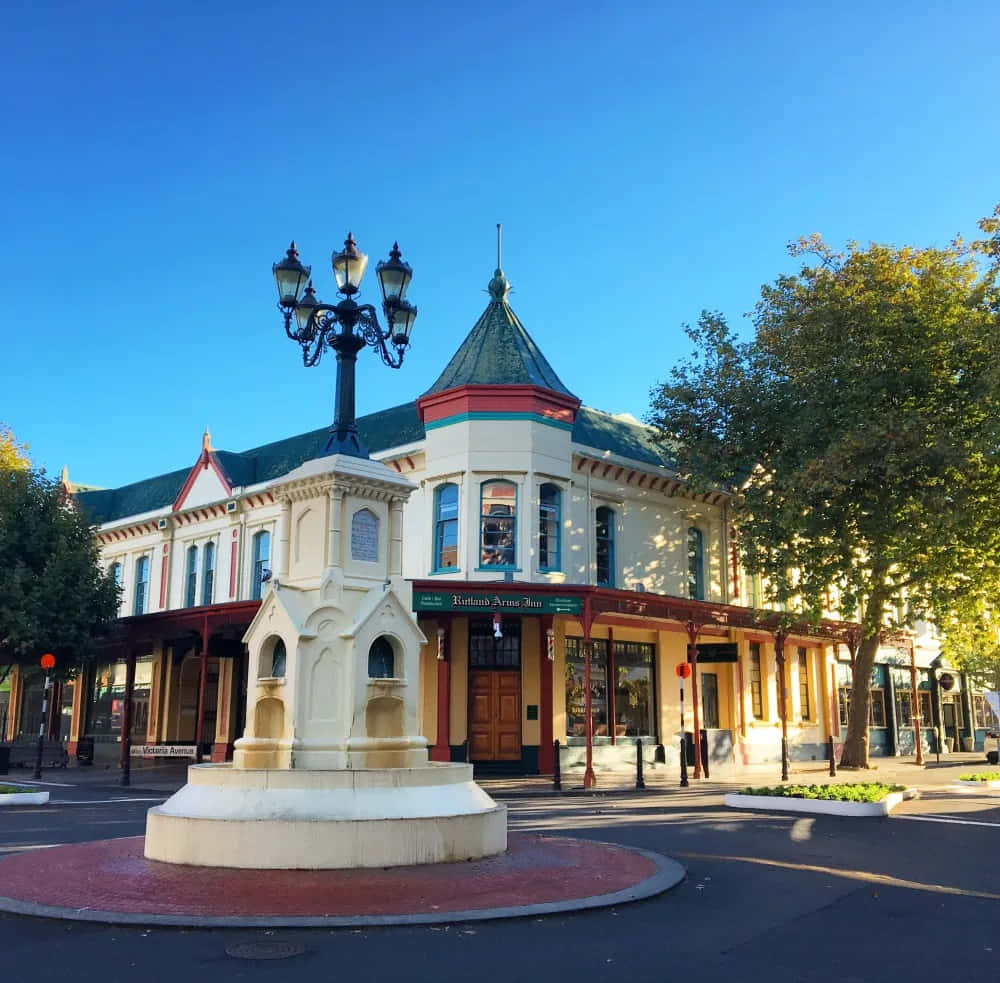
left=424, top=270, right=576, bottom=397
left=75, top=402, right=425, bottom=525
left=572, top=407, right=674, bottom=469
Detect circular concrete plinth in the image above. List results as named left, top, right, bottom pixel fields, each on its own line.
left=0, top=833, right=684, bottom=927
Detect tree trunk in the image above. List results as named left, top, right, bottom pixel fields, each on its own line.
left=839, top=633, right=879, bottom=767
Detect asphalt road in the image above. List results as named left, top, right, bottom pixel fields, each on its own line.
left=1, top=774, right=998, bottom=983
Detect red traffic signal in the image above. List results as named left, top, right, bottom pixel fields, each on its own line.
left=675, top=663, right=691, bottom=679
left=40, top=653, right=56, bottom=669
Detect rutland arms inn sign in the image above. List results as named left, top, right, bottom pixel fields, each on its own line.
left=413, top=591, right=582, bottom=616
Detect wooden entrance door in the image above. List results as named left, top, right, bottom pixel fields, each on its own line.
left=469, top=671, right=521, bottom=760
left=467, top=618, right=522, bottom=762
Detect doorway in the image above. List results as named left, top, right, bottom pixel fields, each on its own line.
left=467, top=619, right=521, bottom=763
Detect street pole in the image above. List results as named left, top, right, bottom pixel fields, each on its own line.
left=33, top=654, right=56, bottom=780
left=775, top=632, right=790, bottom=782
left=678, top=663, right=689, bottom=787
left=33, top=673, right=51, bottom=780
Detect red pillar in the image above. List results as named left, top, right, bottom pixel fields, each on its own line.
left=195, top=615, right=209, bottom=763
left=120, top=648, right=137, bottom=787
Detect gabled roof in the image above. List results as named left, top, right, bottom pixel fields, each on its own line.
left=75, top=400, right=672, bottom=528
left=75, top=402, right=425, bottom=526
left=423, top=269, right=576, bottom=398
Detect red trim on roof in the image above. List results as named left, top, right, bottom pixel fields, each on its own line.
left=172, top=448, right=233, bottom=513
left=416, top=384, right=581, bottom=426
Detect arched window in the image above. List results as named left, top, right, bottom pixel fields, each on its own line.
left=538, top=483, right=561, bottom=572
left=202, top=542, right=215, bottom=606
left=368, top=636, right=395, bottom=678
left=109, top=562, right=123, bottom=613
left=185, top=545, right=198, bottom=608
left=433, top=483, right=459, bottom=571
left=134, top=555, right=150, bottom=615
left=251, top=530, right=270, bottom=601
left=595, top=507, right=615, bottom=587
left=687, top=527, right=705, bottom=600
left=270, top=639, right=287, bottom=678
left=480, top=480, right=516, bottom=568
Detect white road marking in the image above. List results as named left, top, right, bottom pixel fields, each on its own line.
left=1, top=778, right=75, bottom=787
left=895, top=814, right=1000, bottom=828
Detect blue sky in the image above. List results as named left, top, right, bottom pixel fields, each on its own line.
left=3, top=0, right=997, bottom=490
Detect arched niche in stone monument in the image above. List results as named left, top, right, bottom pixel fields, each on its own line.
left=258, top=635, right=287, bottom=678
left=368, top=635, right=395, bottom=679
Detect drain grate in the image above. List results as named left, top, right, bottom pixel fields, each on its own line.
left=225, top=941, right=306, bottom=961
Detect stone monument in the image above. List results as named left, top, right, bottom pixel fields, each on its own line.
left=144, top=453, right=506, bottom=869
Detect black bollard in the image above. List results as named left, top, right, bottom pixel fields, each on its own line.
left=680, top=736, right=689, bottom=787
left=700, top=729, right=710, bottom=780
left=636, top=739, right=645, bottom=790
left=828, top=735, right=837, bottom=777
left=553, top=739, right=562, bottom=791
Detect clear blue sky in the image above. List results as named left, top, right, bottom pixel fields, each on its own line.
left=3, top=0, right=997, bottom=491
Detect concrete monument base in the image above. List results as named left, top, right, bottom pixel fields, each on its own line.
left=144, top=762, right=507, bottom=869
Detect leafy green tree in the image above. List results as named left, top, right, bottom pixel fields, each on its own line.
left=0, top=468, right=120, bottom=685
left=940, top=597, right=1000, bottom=694
left=648, top=213, right=1000, bottom=767
left=0, top=424, right=29, bottom=470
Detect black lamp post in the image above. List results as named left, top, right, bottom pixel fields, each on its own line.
left=273, top=234, right=417, bottom=458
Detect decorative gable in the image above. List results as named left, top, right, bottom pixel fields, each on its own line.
left=172, top=428, right=234, bottom=512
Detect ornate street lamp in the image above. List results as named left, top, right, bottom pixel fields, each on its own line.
left=272, top=234, right=417, bottom=457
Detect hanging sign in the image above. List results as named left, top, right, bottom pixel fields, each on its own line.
left=413, top=591, right=582, bottom=615
left=130, top=745, right=198, bottom=758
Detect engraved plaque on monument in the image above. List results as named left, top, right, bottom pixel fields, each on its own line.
left=350, top=508, right=379, bottom=562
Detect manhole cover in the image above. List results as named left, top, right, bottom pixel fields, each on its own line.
left=225, top=941, right=306, bottom=961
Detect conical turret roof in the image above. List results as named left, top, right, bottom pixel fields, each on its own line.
left=423, top=268, right=577, bottom=398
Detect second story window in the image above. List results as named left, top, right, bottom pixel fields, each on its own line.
left=109, top=562, right=123, bottom=614
left=480, top=481, right=516, bottom=568
left=134, top=555, right=150, bottom=616
left=538, top=483, right=561, bottom=571
left=687, top=527, right=705, bottom=600
left=185, top=545, right=198, bottom=608
left=202, top=542, right=215, bottom=605
left=251, top=530, right=270, bottom=601
left=596, top=506, right=615, bottom=587
left=434, top=483, right=459, bottom=571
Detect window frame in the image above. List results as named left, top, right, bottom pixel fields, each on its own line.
left=251, top=529, right=271, bottom=601
left=595, top=506, right=615, bottom=587
left=797, top=647, right=811, bottom=721
left=185, top=545, right=198, bottom=608
left=478, top=479, right=517, bottom=570
left=432, top=482, right=459, bottom=572
left=687, top=526, right=705, bottom=600
left=202, top=541, right=215, bottom=606
left=538, top=483, right=561, bottom=572
left=749, top=642, right=763, bottom=719
left=133, top=555, right=150, bottom=616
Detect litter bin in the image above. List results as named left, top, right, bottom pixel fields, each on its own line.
left=0, top=745, right=9, bottom=776
left=76, top=737, right=94, bottom=766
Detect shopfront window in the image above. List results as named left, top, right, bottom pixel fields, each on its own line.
left=797, top=647, right=811, bottom=720
left=701, top=671, right=719, bottom=728
left=973, top=693, right=1000, bottom=730
left=86, top=658, right=152, bottom=740
left=749, top=643, right=763, bottom=719
left=565, top=638, right=656, bottom=739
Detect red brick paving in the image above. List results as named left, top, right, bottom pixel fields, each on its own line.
left=0, top=834, right=657, bottom=918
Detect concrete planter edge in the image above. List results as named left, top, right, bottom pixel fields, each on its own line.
left=0, top=790, right=50, bottom=807
left=952, top=779, right=1000, bottom=790
left=723, top=790, right=904, bottom=817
